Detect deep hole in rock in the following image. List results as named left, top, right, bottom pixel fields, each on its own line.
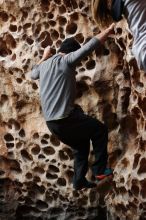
left=4, top=133, right=14, bottom=142
left=47, top=12, right=54, bottom=19
left=49, top=165, right=59, bottom=173
left=43, top=133, right=50, bottom=139
left=26, top=37, right=34, bottom=45
left=51, top=159, right=56, bottom=163
left=79, top=1, right=85, bottom=9
left=16, top=100, right=26, bottom=110
left=65, top=170, right=73, bottom=183
left=19, top=129, right=25, bottom=137
left=76, top=81, right=89, bottom=98
left=5, top=33, right=16, bottom=49
left=75, top=33, right=84, bottom=43
left=138, top=158, right=146, bottom=175
left=7, top=152, right=14, bottom=158
left=59, top=5, right=66, bottom=14
left=49, top=20, right=56, bottom=27
left=131, top=179, right=139, bottom=197
left=40, top=0, right=50, bottom=11
left=38, top=154, right=46, bottom=159
left=56, top=39, right=62, bottom=48
left=33, top=132, right=39, bottom=139
left=140, top=179, right=146, bottom=199
left=41, top=32, right=53, bottom=48
left=139, top=138, right=146, bottom=151
left=33, top=176, right=41, bottom=182
left=138, top=97, right=146, bottom=117
left=64, top=147, right=73, bottom=159
left=94, top=80, right=112, bottom=95
left=16, top=78, right=23, bottom=83
left=0, top=11, right=8, bottom=21
left=66, top=22, right=77, bottom=35
left=0, top=170, right=5, bottom=175
left=31, top=144, right=40, bottom=155
left=33, top=166, right=45, bottom=174
left=9, top=159, right=22, bottom=172
left=132, top=107, right=141, bottom=119
left=1, top=94, right=8, bottom=103
left=43, top=146, right=55, bottom=155
left=23, top=23, right=31, bottom=29
left=21, top=10, right=28, bottom=20
left=86, top=60, right=96, bottom=70
left=70, top=12, right=79, bottom=20
left=116, top=27, right=122, bottom=35
left=59, top=150, right=68, bottom=161
left=46, top=172, right=58, bottom=180
left=26, top=172, right=33, bottom=179
left=41, top=139, right=48, bottom=144
left=121, top=87, right=131, bottom=114
left=54, top=0, right=61, bottom=5
left=120, top=115, right=138, bottom=137
left=50, top=29, right=59, bottom=40
left=21, top=149, right=33, bottom=161
left=34, top=24, right=42, bottom=36
left=79, top=67, right=85, bottom=72
left=62, top=0, right=73, bottom=8
left=36, top=200, right=48, bottom=210
left=49, top=207, right=63, bottom=215
left=58, top=16, right=67, bottom=26
left=9, top=24, right=17, bottom=32
left=27, top=183, right=45, bottom=196
left=16, top=141, right=24, bottom=149
left=6, top=143, right=14, bottom=148
left=8, top=118, right=20, bottom=130
left=78, top=196, right=88, bottom=206
left=50, top=134, right=60, bottom=146
left=57, top=177, right=66, bottom=186
left=84, top=6, right=89, bottom=13
left=32, top=82, right=38, bottom=90
left=121, top=157, right=129, bottom=168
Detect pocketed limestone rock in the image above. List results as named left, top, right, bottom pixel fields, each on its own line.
left=0, top=0, right=146, bottom=219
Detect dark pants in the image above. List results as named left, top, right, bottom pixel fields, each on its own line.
left=46, top=106, right=108, bottom=186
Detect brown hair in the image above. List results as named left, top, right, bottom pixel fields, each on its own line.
left=91, top=0, right=113, bottom=28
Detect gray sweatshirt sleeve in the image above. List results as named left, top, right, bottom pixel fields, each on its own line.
left=31, top=65, right=40, bottom=80
left=64, top=37, right=101, bottom=65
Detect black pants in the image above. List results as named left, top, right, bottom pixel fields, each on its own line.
left=46, top=106, right=108, bottom=186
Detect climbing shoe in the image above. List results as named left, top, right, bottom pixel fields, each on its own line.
left=73, top=179, right=96, bottom=190
left=96, top=168, right=113, bottom=181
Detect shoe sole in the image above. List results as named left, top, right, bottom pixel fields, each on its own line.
left=96, top=174, right=113, bottom=181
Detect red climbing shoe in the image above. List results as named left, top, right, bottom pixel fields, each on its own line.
left=96, top=168, right=113, bottom=181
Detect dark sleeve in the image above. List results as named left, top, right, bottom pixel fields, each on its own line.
left=111, top=0, right=124, bottom=21
left=31, top=65, right=40, bottom=80
left=64, top=37, right=101, bottom=66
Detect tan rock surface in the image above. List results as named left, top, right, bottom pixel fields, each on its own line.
left=0, top=0, right=146, bottom=219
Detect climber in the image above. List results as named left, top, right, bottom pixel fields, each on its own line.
left=31, top=23, right=115, bottom=190
left=91, top=0, right=146, bottom=72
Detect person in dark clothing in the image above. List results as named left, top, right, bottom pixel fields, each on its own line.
left=31, top=23, right=114, bottom=190
left=92, top=0, right=146, bottom=72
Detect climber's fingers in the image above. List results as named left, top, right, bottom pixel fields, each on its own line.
left=42, top=46, right=52, bottom=59
left=107, top=23, right=116, bottom=35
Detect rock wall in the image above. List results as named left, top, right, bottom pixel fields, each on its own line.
left=0, top=0, right=146, bottom=219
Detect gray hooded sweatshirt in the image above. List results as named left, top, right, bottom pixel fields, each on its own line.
left=31, top=38, right=100, bottom=121
left=124, top=0, right=146, bottom=71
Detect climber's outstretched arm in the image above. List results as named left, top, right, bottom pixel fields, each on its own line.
left=65, top=23, right=115, bottom=65
left=95, top=23, right=115, bottom=43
